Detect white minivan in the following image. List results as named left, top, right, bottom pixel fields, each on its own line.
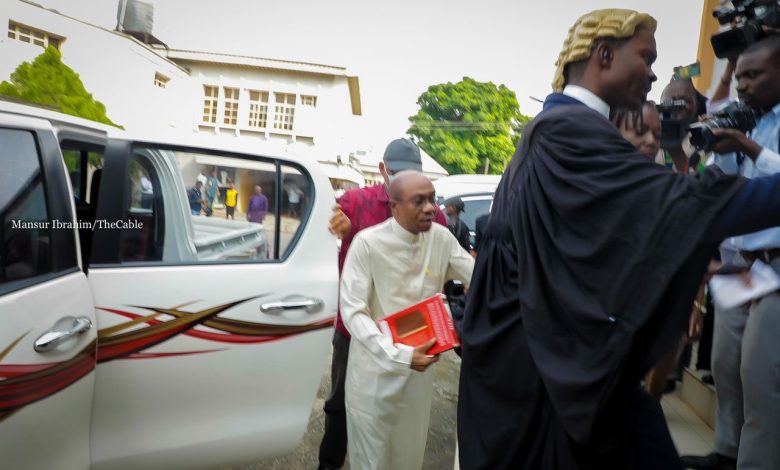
left=0, top=100, right=338, bottom=470
left=435, top=174, right=499, bottom=247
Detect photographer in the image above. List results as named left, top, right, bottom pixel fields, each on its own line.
left=659, top=77, right=708, bottom=173
left=682, top=36, right=780, bottom=470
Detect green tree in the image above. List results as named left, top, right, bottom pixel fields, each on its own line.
left=511, top=113, right=533, bottom=147
left=408, top=77, right=531, bottom=175
left=0, top=46, right=119, bottom=127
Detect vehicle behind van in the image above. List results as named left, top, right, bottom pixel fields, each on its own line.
left=435, top=174, right=500, bottom=249
left=433, top=174, right=501, bottom=203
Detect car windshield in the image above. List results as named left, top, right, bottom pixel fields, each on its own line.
left=460, top=198, right=492, bottom=231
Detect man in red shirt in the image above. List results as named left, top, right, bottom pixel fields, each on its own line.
left=317, top=138, right=447, bottom=470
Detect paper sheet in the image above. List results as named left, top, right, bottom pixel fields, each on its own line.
left=709, top=260, right=780, bottom=310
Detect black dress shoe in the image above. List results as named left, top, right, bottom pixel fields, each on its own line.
left=680, top=452, right=736, bottom=470
left=702, top=373, right=715, bottom=385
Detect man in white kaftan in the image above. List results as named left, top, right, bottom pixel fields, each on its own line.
left=340, top=172, right=474, bottom=470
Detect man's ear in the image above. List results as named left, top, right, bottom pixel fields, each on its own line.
left=596, top=43, right=614, bottom=68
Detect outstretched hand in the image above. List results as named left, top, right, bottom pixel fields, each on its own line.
left=329, top=204, right=352, bottom=239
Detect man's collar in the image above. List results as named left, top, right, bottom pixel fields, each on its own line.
left=390, top=218, right=420, bottom=243
left=562, top=85, right=610, bottom=119
left=543, top=93, right=587, bottom=112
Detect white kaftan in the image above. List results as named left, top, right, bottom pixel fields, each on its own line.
left=340, top=218, right=474, bottom=470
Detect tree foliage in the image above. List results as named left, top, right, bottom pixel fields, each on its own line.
left=407, top=77, right=531, bottom=175
left=0, top=46, right=119, bottom=127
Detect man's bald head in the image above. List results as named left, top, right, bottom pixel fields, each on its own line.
left=388, top=171, right=432, bottom=200
left=388, top=171, right=437, bottom=234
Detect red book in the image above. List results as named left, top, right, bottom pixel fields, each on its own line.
left=378, top=294, right=460, bottom=355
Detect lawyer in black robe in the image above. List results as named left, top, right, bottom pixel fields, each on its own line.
left=457, top=92, right=780, bottom=469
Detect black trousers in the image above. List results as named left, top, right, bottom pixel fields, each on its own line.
left=318, top=330, right=350, bottom=469
left=632, top=386, right=683, bottom=470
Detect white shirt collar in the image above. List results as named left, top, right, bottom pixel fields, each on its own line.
left=390, top=218, right=420, bottom=244
left=562, top=85, right=610, bottom=119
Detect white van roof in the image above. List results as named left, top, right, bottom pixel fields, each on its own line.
left=433, top=174, right=501, bottom=200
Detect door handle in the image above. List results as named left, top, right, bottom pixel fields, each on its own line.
left=34, top=316, right=93, bottom=353
left=260, top=298, right=324, bottom=315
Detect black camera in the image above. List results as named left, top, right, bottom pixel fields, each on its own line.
left=656, top=100, right=688, bottom=149
left=689, top=101, right=759, bottom=150
left=711, top=0, right=780, bottom=59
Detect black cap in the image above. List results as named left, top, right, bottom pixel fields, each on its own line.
left=383, top=138, right=423, bottom=173
left=448, top=197, right=465, bottom=212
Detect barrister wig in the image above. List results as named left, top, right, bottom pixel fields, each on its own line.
left=552, top=9, right=657, bottom=92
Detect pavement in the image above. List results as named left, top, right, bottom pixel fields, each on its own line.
left=216, top=345, right=715, bottom=470
left=224, top=347, right=462, bottom=470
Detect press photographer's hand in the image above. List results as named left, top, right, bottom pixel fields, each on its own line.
left=710, top=128, right=762, bottom=158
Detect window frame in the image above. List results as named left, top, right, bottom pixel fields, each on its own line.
left=90, top=139, right=315, bottom=267
left=0, top=126, right=80, bottom=296
left=7, top=20, right=65, bottom=50
left=202, top=85, right=219, bottom=124
left=154, top=72, right=170, bottom=89
left=222, top=87, right=240, bottom=127
left=119, top=153, right=166, bottom=263
left=247, top=90, right=269, bottom=129
left=272, top=92, right=296, bottom=132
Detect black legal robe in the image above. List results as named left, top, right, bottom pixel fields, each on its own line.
left=457, top=94, right=745, bottom=470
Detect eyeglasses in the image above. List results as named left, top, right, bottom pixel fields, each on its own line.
left=393, top=194, right=437, bottom=208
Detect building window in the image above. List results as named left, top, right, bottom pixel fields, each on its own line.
left=7, top=21, right=63, bottom=49
left=223, top=87, right=239, bottom=126
left=154, top=72, right=169, bottom=88
left=300, top=95, right=317, bottom=107
left=202, top=85, right=219, bottom=124
left=273, top=93, right=296, bottom=131
left=248, top=90, right=269, bottom=129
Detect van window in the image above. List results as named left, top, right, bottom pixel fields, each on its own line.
left=116, top=146, right=312, bottom=264
left=120, top=155, right=164, bottom=262
left=62, top=148, right=103, bottom=203
left=279, top=165, right=312, bottom=257
left=0, top=129, right=52, bottom=286
left=460, top=197, right=492, bottom=231
left=62, top=143, right=104, bottom=268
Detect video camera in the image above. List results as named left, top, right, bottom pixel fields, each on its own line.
left=656, top=100, right=688, bottom=149
left=711, top=0, right=780, bottom=59
left=689, top=101, right=759, bottom=150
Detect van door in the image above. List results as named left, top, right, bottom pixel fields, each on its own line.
left=0, top=119, right=97, bottom=470
left=87, top=140, right=337, bottom=470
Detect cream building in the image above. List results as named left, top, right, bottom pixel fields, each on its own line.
left=1, top=0, right=192, bottom=132
left=160, top=47, right=366, bottom=186
left=1, top=0, right=435, bottom=189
